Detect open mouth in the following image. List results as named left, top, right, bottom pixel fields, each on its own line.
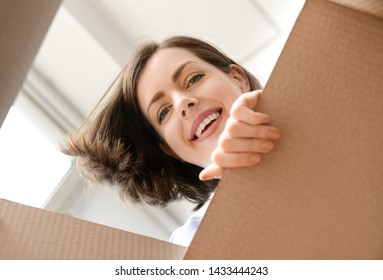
left=191, top=108, right=222, bottom=141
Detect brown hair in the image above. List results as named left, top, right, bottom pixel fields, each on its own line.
left=61, top=36, right=262, bottom=210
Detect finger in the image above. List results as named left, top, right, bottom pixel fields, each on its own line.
left=212, top=151, right=262, bottom=168
left=225, top=122, right=281, bottom=140
left=232, top=90, right=262, bottom=111
left=219, top=137, right=275, bottom=153
left=230, top=107, right=271, bottom=126
left=199, top=164, right=224, bottom=181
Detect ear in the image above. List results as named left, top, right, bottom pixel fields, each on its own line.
left=159, top=143, right=184, bottom=162
left=230, top=64, right=251, bottom=92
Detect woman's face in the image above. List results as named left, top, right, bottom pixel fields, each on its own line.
left=137, top=47, right=249, bottom=168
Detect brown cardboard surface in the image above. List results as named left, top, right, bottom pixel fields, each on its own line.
left=0, top=199, right=187, bottom=259
left=185, top=0, right=383, bottom=259
left=0, top=0, right=61, bottom=127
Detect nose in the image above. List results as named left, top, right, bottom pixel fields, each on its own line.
left=174, top=95, right=199, bottom=118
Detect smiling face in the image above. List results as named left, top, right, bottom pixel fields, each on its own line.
left=137, top=47, right=250, bottom=168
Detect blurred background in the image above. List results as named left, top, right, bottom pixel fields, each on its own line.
left=0, top=0, right=305, bottom=243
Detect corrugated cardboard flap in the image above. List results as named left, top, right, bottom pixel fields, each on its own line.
left=0, top=199, right=187, bottom=259
left=185, top=0, right=383, bottom=259
left=0, top=0, right=61, bottom=127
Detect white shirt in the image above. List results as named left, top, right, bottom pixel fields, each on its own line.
left=169, top=197, right=212, bottom=247
left=169, top=214, right=203, bottom=247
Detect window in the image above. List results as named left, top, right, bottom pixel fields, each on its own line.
left=0, top=94, right=71, bottom=208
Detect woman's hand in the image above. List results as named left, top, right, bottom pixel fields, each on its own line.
left=199, top=90, right=280, bottom=180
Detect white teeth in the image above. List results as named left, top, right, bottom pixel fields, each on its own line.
left=195, top=112, right=220, bottom=138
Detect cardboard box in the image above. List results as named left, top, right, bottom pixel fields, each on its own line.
left=0, top=0, right=61, bottom=127
left=185, top=0, right=383, bottom=259
left=0, top=0, right=382, bottom=259
left=0, top=198, right=186, bottom=259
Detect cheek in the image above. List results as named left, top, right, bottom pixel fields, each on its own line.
left=211, top=80, right=243, bottom=105
left=219, top=91, right=241, bottom=113
left=161, top=122, right=184, bottom=151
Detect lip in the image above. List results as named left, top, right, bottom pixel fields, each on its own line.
left=189, top=107, right=222, bottom=142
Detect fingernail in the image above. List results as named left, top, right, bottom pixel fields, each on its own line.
left=260, top=141, right=274, bottom=152
left=249, top=153, right=261, bottom=163
left=199, top=176, right=207, bottom=181
left=199, top=172, right=211, bottom=181
left=199, top=173, right=207, bottom=181
left=267, top=129, right=280, bottom=140
left=199, top=175, right=220, bottom=181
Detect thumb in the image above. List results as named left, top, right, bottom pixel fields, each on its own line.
left=233, top=89, right=262, bottom=112
left=199, top=164, right=224, bottom=181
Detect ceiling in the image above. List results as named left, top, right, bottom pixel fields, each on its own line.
left=31, top=0, right=305, bottom=120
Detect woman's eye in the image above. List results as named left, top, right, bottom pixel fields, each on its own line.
left=186, top=73, right=204, bottom=88
left=158, top=106, right=171, bottom=124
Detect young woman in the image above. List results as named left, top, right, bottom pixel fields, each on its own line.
left=61, top=36, right=280, bottom=246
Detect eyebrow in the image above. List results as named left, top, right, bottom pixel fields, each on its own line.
left=172, top=61, right=194, bottom=82
left=147, top=61, right=195, bottom=114
left=147, top=91, right=165, bottom=114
